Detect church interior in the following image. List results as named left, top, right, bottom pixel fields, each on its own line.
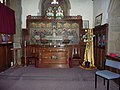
left=0, top=0, right=120, bottom=90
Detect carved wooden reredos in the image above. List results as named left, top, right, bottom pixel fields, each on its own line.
left=38, top=0, right=71, bottom=16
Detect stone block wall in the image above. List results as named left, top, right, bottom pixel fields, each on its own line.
left=108, top=0, right=120, bottom=55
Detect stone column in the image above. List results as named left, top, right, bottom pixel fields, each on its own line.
left=7, top=0, right=22, bottom=64
left=108, top=0, right=120, bottom=55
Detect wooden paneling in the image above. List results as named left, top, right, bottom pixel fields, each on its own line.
left=93, top=24, right=108, bottom=69
left=0, top=43, right=13, bottom=72
left=0, top=46, right=6, bottom=70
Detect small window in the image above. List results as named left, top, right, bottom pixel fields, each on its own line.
left=0, top=0, right=6, bottom=5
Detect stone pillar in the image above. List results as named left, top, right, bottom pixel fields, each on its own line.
left=108, top=0, right=120, bottom=55
left=7, top=0, right=22, bottom=64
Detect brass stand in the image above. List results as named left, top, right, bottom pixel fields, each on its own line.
left=80, top=29, right=96, bottom=70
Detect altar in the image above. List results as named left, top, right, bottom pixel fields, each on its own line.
left=22, top=15, right=85, bottom=68
left=35, top=45, right=70, bottom=68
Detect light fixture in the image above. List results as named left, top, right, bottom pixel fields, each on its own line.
left=51, top=0, right=58, bottom=5
left=0, top=0, right=6, bottom=5
left=0, top=0, right=3, bottom=3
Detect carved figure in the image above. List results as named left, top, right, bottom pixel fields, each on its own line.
left=52, top=26, right=57, bottom=37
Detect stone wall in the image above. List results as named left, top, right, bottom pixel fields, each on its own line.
left=9, top=0, right=22, bottom=43
left=108, top=0, right=120, bottom=55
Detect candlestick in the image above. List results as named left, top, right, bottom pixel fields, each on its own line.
left=24, top=41, right=26, bottom=47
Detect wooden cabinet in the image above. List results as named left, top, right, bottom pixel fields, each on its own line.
left=93, top=24, right=108, bottom=69
left=0, top=43, right=13, bottom=72
left=35, top=46, right=69, bottom=68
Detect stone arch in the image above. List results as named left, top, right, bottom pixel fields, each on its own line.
left=38, top=0, right=71, bottom=16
